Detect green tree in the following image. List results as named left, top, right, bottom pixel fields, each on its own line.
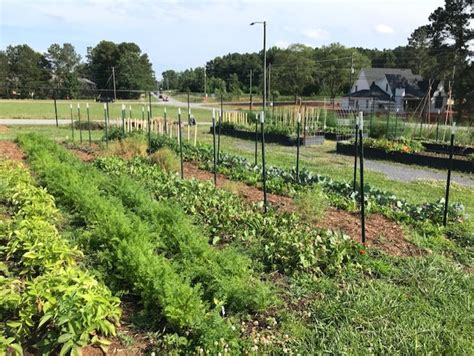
left=86, top=41, right=156, bottom=99
left=0, top=51, right=9, bottom=98
left=115, top=51, right=156, bottom=99
left=5, top=44, right=50, bottom=99
left=316, top=43, right=370, bottom=99
left=272, top=44, right=316, bottom=98
left=46, top=43, right=82, bottom=98
left=410, top=0, right=473, bottom=117
left=162, top=70, right=179, bottom=90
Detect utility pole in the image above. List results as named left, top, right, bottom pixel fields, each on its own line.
left=112, top=66, right=117, bottom=101
left=268, top=63, right=271, bottom=105
left=249, top=69, right=253, bottom=111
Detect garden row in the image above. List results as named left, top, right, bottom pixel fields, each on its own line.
left=147, top=135, right=465, bottom=229
left=16, top=134, right=275, bottom=353
left=94, top=155, right=361, bottom=275
left=0, top=161, right=120, bottom=355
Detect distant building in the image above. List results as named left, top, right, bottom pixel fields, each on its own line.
left=341, top=68, right=447, bottom=115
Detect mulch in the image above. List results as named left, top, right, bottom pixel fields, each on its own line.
left=0, top=140, right=25, bottom=161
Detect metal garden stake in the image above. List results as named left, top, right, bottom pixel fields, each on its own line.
left=353, top=118, right=359, bottom=192
left=53, top=91, right=58, bottom=127
left=86, top=103, right=91, bottom=145
left=178, top=108, right=184, bottom=179
left=255, top=114, right=258, bottom=165
left=443, top=122, right=456, bottom=226
left=296, top=113, right=301, bottom=182
left=261, top=111, right=268, bottom=213
left=147, top=105, right=151, bottom=153
left=103, top=103, right=108, bottom=146
left=358, top=112, right=366, bottom=245
left=69, top=104, right=75, bottom=142
left=77, top=103, right=82, bottom=144
left=212, top=109, right=217, bottom=186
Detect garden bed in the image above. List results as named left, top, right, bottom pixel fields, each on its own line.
left=336, top=141, right=474, bottom=173
left=211, top=125, right=325, bottom=146
left=422, top=141, right=474, bottom=156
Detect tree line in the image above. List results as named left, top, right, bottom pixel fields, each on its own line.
left=162, top=0, right=472, bottom=116
left=0, top=41, right=156, bottom=99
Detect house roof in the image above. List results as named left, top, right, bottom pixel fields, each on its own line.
left=350, top=82, right=391, bottom=100
left=385, top=73, right=424, bottom=98
left=362, top=68, right=422, bottom=84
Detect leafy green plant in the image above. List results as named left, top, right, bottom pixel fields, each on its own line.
left=94, top=156, right=362, bottom=276
left=362, top=137, right=424, bottom=153
left=147, top=134, right=464, bottom=227
left=0, top=160, right=121, bottom=354
left=17, top=133, right=276, bottom=353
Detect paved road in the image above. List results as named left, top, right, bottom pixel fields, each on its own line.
left=0, top=119, right=72, bottom=125
left=364, top=158, right=474, bottom=187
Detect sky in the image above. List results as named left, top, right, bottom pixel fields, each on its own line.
left=0, top=0, right=445, bottom=78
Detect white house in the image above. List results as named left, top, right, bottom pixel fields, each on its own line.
left=341, top=68, right=447, bottom=115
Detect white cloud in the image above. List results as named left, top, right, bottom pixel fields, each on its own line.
left=302, top=28, right=329, bottom=40
left=374, top=24, right=395, bottom=34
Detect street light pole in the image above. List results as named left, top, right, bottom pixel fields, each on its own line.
left=250, top=21, right=266, bottom=113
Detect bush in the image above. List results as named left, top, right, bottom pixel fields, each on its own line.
left=74, top=120, right=104, bottom=130
left=149, top=148, right=179, bottom=172
left=106, top=136, right=148, bottom=159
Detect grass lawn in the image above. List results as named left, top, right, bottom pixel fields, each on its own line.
left=0, top=99, right=213, bottom=122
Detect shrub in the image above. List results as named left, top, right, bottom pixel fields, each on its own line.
left=106, top=136, right=148, bottom=159
left=74, top=120, right=104, bottom=130
left=149, top=148, right=179, bottom=172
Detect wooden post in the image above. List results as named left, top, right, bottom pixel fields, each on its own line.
left=194, top=123, right=198, bottom=146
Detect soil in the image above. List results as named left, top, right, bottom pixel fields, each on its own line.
left=0, top=125, right=8, bottom=133
left=183, top=162, right=420, bottom=257
left=64, top=143, right=99, bottom=162
left=183, top=162, right=295, bottom=209
left=0, top=140, right=25, bottom=161
left=318, top=208, right=422, bottom=256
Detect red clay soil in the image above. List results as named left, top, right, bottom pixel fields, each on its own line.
left=183, top=162, right=295, bottom=209
left=183, top=162, right=421, bottom=257
left=0, top=140, right=25, bottom=161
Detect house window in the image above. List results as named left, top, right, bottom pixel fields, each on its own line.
left=355, top=100, right=359, bottom=108
left=366, top=99, right=369, bottom=109
left=435, top=95, right=443, bottom=109
left=355, top=85, right=358, bottom=92
left=385, top=83, right=389, bottom=92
